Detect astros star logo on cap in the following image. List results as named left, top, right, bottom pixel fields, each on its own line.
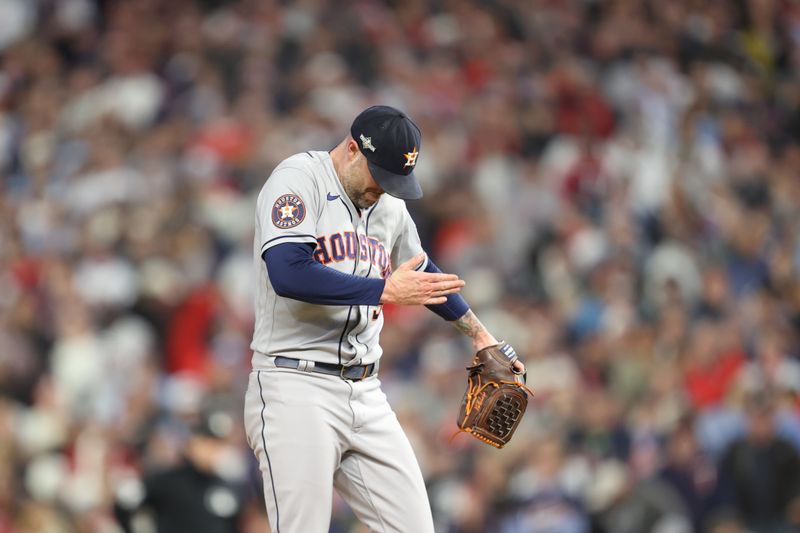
left=403, top=147, right=418, bottom=168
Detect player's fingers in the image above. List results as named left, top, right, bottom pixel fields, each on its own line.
left=427, top=286, right=464, bottom=297
left=397, top=252, right=426, bottom=272
left=444, top=285, right=464, bottom=293
left=424, top=296, right=447, bottom=305
left=431, top=279, right=465, bottom=291
left=430, top=287, right=462, bottom=297
left=421, top=272, right=459, bottom=282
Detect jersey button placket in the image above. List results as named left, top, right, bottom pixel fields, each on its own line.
left=354, top=219, right=366, bottom=276
left=352, top=213, right=375, bottom=360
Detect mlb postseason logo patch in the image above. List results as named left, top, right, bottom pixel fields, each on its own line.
left=271, top=194, right=306, bottom=229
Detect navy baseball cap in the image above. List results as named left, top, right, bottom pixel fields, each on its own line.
left=350, top=105, right=423, bottom=200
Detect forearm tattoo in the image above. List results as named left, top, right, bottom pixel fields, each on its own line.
left=452, top=310, right=487, bottom=340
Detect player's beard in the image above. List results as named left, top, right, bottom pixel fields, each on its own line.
left=349, top=187, right=382, bottom=209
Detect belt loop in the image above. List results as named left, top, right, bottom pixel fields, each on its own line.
left=298, top=360, right=315, bottom=373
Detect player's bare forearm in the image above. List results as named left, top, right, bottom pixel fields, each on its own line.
left=452, top=310, right=525, bottom=372
left=451, top=310, right=497, bottom=350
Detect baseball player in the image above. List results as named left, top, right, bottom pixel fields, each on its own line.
left=244, top=105, right=524, bottom=532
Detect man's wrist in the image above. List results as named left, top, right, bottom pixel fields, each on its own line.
left=378, top=278, right=391, bottom=304
left=472, top=333, right=498, bottom=351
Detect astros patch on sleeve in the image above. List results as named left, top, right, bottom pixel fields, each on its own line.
left=271, top=194, right=306, bottom=229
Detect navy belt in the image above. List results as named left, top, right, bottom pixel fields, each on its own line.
left=273, top=356, right=376, bottom=381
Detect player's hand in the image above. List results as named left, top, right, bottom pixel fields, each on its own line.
left=474, top=337, right=525, bottom=374
left=380, top=253, right=465, bottom=305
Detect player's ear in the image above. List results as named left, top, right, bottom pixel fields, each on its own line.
left=347, top=137, right=360, bottom=160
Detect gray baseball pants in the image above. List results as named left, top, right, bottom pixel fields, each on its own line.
left=244, top=358, right=435, bottom=533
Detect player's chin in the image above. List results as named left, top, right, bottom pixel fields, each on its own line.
left=356, top=195, right=379, bottom=209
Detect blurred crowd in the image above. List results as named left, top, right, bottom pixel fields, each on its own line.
left=1, top=0, right=800, bottom=532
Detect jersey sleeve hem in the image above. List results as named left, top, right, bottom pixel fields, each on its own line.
left=260, top=233, right=318, bottom=253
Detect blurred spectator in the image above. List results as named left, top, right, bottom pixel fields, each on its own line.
left=660, top=417, right=719, bottom=531
left=580, top=455, right=692, bottom=533
left=567, top=389, right=630, bottom=462
left=498, top=436, right=590, bottom=533
left=114, top=406, right=248, bottom=533
left=717, top=392, right=800, bottom=533
left=682, top=320, right=744, bottom=411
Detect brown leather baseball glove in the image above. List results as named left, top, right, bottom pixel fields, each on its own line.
left=456, top=342, right=532, bottom=448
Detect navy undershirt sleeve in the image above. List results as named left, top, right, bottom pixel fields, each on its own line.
left=264, top=243, right=385, bottom=305
left=424, top=259, right=470, bottom=321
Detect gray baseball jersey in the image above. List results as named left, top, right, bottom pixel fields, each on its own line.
left=250, top=150, right=427, bottom=368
